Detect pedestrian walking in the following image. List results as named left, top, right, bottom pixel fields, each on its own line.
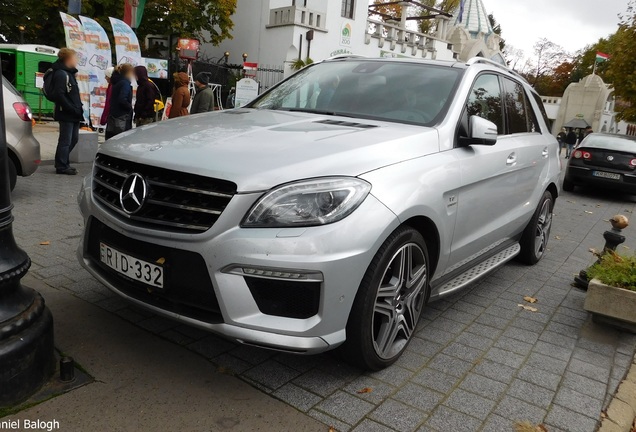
left=133, top=65, right=159, bottom=126
left=565, top=128, right=577, bottom=159
left=556, top=128, right=567, bottom=157
left=584, top=126, right=594, bottom=137
left=106, top=63, right=134, bottom=138
left=49, top=48, right=83, bottom=175
left=578, top=128, right=586, bottom=146
left=226, top=87, right=235, bottom=109
left=190, top=72, right=215, bottom=114
left=168, top=72, right=190, bottom=119
left=100, top=66, right=115, bottom=128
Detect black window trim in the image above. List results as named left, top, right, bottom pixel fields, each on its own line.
left=500, top=75, right=542, bottom=136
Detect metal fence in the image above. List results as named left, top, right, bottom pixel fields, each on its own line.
left=254, top=64, right=285, bottom=92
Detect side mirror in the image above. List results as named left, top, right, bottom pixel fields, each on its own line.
left=467, top=115, right=498, bottom=146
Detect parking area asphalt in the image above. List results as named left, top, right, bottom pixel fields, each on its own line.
left=8, top=136, right=636, bottom=431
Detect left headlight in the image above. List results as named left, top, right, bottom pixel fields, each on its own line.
left=242, top=177, right=371, bottom=228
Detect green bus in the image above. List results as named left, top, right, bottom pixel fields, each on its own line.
left=0, top=44, right=59, bottom=116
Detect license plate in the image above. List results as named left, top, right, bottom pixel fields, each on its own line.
left=592, top=171, right=621, bottom=180
left=100, top=243, right=164, bottom=288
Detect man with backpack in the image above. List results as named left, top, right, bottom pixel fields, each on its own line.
left=44, top=48, right=84, bottom=175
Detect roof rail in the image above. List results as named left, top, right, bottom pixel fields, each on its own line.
left=326, top=54, right=367, bottom=61
left=466, top=57, right=529, bottom=84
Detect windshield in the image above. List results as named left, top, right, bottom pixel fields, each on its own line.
left=582, top=134, right=636, bottom=153
left=250, top=60, right=462, bottom=127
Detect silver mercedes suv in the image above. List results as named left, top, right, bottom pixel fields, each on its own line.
left=78, top=57, right=561, bottom=370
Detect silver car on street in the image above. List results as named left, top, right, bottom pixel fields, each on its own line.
left=78, top=57, right=561, bottom=370
left=3, top=76, right=41, bottom=190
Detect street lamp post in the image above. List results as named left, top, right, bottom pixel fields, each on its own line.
left=18, top=25, right=25, bottom=44
left=0, top=60, right=55, bottom=407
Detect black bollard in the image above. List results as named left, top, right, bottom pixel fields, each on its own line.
left=0, top=62, right=55, bottom=407
left=574, top=215, right=629, bottom=290
left=59, top=357, right=75, bottom=382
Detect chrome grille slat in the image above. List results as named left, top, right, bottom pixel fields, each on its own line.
left=146, top=179, right=233, bottom=198
left=92, top=154, right=237, bottom=233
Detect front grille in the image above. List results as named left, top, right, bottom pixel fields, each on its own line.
left=245, top=277, right=321, bottom=319
left=92, top=153, right=237, bottom=233
left=87, top=217, right=223, bottom=324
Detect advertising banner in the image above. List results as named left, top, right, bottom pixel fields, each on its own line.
left=144, top=58, right=168, bottom=79
left=79, top=16, right=112, bottom=127
left=59, top=12, right=90, bottom=122
left=109, top=17, right=142, bottom=66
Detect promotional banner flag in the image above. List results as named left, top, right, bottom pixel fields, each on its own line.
left=79, top=16, right=112, bottom=127
left=109, top=17, right=143, bottom=66
left=59, top=12, right=90, bottom=122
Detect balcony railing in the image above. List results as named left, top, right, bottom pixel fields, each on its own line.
left=366, top=18, right=456, bottom=59
left=267, top=5, right=326, bottom=31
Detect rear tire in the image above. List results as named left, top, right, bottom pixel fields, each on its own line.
left=341, top=226, right=429, bottom=370
left=8, top=157, right=17, bottom=191
left=562, top=177, right=575, bottom=192
left=518, top=191, right=554, bottom=265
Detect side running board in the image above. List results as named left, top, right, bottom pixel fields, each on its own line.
left=435, top=243, right=521, bottom=297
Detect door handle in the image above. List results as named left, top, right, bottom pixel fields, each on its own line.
left=506, top=152, right=517, bottom=165
left=542, top=147, right=549, bottom=158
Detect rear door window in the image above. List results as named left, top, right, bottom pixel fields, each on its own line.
left=502, top=78, right=539, bottom=134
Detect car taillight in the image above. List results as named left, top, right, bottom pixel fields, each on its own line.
left=13, top=102, right=32, bottom=121
left=582, top=151, right=592, bottom=160
left=573, top=150, right=582, bottom=159
left=630, top=159, right=636, bottom=167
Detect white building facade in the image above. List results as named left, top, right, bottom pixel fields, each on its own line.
left=201, top=0, right=504, bottom=79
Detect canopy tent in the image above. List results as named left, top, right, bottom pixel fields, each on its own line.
left=563, top=118, right=590, bottom=129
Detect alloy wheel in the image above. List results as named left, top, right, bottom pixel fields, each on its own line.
left=372, top=243, right=427, bottom=360
left=534, top=199, right=553, bottom=258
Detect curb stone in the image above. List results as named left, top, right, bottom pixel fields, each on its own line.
left=598, top=354, right=636, bottom=432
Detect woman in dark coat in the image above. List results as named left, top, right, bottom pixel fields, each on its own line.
left=169, top=72, right=190, bottom=119
left=106, top=63, right=134, bottom=139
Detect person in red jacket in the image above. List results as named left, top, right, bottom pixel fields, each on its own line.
left=100, top=66, right=114, bottom=127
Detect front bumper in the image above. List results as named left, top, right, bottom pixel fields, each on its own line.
left=78, top=176, right=399, bottom=354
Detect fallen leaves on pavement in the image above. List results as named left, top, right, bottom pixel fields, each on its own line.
left=356, top=387, right=373, bottom=394
left=328, top=427, right=336, bottom=432
left=523, top=296, right=538, bottom=304
left=518, top=304, right=538, bottom=312
left=39, top=241, right=50, bottom=245
left=585, top=211, right=594, bottom=214
left=554, top=236, right=561, bottom=240
left=513, top=421, right=548, bottom=432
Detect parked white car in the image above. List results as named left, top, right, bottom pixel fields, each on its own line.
left=78, top=57, right=561, bottom=370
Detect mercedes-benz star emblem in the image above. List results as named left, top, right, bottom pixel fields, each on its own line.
left=119, top=173, right=148, bottom=215
left=607, top=156, right=614, bottom=161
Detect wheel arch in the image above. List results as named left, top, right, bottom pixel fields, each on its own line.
left=546, top=182, right=558, bottom=200
left=401, top=216, right=440, bottom=278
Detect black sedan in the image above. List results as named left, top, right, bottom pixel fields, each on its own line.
left=563, top=133, right=636, bottom=194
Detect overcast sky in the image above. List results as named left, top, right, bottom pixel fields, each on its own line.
left=484, top=0, right=628, bottom=56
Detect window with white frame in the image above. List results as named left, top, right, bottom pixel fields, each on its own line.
left=341, top=0, right=354, bottom=19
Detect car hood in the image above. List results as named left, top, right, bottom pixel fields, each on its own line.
left=101, top=109, right=439, bottom=192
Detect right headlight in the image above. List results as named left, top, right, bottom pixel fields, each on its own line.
left=242, top=177, right=371, bottom=228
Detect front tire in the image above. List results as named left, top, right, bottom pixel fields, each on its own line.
left=8, top=157, right=17, bottom=191
left=518, top=191, right=554, bottom=265
left=341, top=226, right=429, bottom=370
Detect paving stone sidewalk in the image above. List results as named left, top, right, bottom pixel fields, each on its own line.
left=10, top=161, right=636, bottom=432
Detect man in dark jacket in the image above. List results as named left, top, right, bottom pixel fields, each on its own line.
left=565, top=128, right=578, bottom=159
left=190, top=72, right=215, bottom=114
left=51, top=48, right=83, bottom=175
left=106, top=64, right=133, bottom=139
left=133, top=65, right=158, bottom=125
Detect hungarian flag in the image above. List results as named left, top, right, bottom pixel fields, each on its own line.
left=596, top=52, right=610, bottom=62
left=124, top=0, right=146, bottom=29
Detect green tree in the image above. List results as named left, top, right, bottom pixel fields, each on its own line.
left=0, top=0, right=236, bottom=50
left=604, top=1, right=636, bottom=121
